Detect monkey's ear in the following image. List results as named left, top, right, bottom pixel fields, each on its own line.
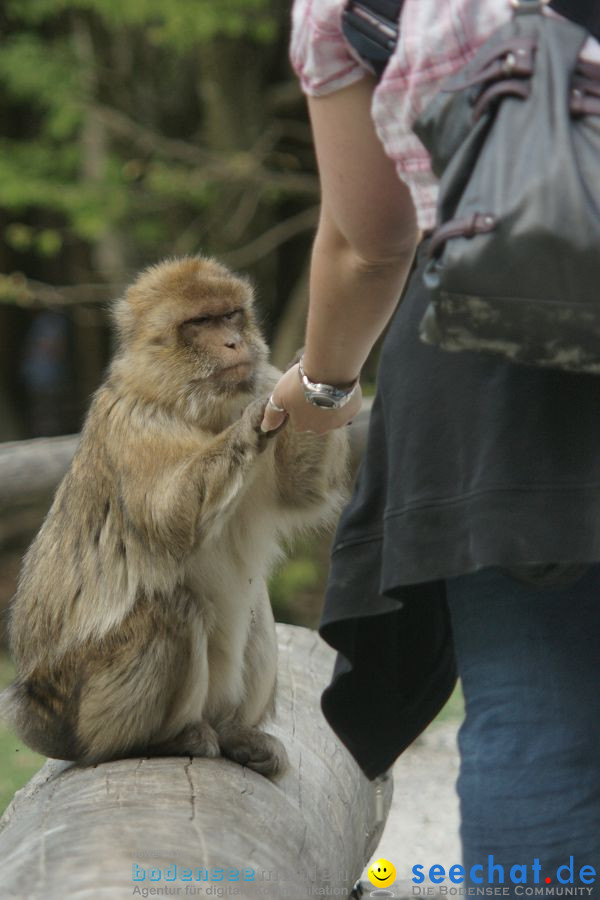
left=285, top=346, right=305, bottom=371
left=111, top=296, right=136, bottom=344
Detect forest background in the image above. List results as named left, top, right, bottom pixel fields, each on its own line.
left=0, top=0, right=396, bottom=811
left=0, top=0, right=463, bottom=818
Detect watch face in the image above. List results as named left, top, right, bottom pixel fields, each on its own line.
left=310, top=393, right=337, bottom=408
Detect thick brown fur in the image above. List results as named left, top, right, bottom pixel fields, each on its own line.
left=0, top=256, right=350, bottom=777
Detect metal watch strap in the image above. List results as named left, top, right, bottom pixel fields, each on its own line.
left=297, top=356, right=359, bottom=410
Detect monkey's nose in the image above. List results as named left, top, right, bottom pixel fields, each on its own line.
left=224, top=340, right=238, bottom=349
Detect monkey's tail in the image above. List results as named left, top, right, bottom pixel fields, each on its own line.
left=0, top=683, right=36, bottom=752
left=0, top=680, right=78, bottom=761
left=0, top=683, right=20, bottom=731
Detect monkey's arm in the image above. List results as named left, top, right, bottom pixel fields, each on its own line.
left=119, top=398, right=273, bottom=552
left=272, top=424, right=350, bottom=523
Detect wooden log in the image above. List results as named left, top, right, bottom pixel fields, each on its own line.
left=0, top=434, right=79, bottom=514
left=0, top=399, right=373, bottom=515
left=0, top=623, right=391, bottom=899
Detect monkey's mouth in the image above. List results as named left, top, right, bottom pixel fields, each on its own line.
left=217, top=362, right=255, bottom=395
left=222, top=361, right=254, bottom=379
left=223, top=361, right=252, bottom=372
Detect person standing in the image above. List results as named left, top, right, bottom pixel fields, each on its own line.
left=261, top=0, right=600, bottom=892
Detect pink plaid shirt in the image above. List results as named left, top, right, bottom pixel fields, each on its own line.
left=290, top=0, right=600, bottom=229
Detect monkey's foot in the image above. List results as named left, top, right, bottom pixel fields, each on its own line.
left=217, top=724, right=289, bottom=779
left=145, top=721, right=220, bottom=759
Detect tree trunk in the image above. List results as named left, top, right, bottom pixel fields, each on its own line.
left=0, top=624, right=391, bottom=899
left=271, top=256, right=310, bottom=370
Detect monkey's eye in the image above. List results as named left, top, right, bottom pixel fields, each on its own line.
left=186, top=315, right=211, bottom=326
left=223, top=309, right=242, bottom=321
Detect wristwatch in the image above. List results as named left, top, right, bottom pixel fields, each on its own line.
left=298, top=355, right=360, bottom=409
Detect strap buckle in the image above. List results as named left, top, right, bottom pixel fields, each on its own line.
left=509, top=0, right=549, bottom=9
left=341, top=0, right=402, bottom=78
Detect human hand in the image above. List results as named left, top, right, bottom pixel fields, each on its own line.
left=239, top=395, right=288, bottom=452
left=260, top=364, right=362, bottom=435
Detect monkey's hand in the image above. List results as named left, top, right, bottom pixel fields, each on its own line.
left=241, top=394, right=287, bottom=453
left=239, top=396, right=288, bottom=454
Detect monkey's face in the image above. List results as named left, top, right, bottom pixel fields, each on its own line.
left=114, top=256, right=269, bottom=406
left=179, top=305, right=257, bottom=395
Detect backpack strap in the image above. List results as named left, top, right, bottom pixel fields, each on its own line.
left=342, top=0, right=600, bottom=82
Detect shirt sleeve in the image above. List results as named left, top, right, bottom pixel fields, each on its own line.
left=290, top=0, right=367, bottom=97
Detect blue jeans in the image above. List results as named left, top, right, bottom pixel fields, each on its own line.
left=445, top=565, right=600, bottom=896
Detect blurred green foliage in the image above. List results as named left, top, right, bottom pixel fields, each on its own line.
left=6, top=0, right=278, bottom=44
left=268, top=534, right=329, bottom=627
left=0, top=0, right=314, bottom=280
left=0, top=654, right=45, bottom=816
left=0, top=0, right=425, bottom=820
left=0, top=0, right=319, bottom=440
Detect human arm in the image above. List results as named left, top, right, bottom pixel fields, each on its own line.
left=261, top=75, right=419, bottom=434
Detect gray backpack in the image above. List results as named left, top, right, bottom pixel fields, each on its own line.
left=413, top=0, right=600, bottom=374
left=343, top=0, right=600, bottom=374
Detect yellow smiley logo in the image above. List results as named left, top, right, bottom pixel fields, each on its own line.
left=367, top=857, right=397, bottom=888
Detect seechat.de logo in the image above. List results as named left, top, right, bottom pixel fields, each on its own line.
left=412, top=856, right=596, bottom=894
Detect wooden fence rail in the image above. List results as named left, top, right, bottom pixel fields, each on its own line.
left=0, top=399, right=373, bottom=516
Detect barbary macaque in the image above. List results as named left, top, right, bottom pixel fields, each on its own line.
left=0, top=256, right=350, bottom=777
